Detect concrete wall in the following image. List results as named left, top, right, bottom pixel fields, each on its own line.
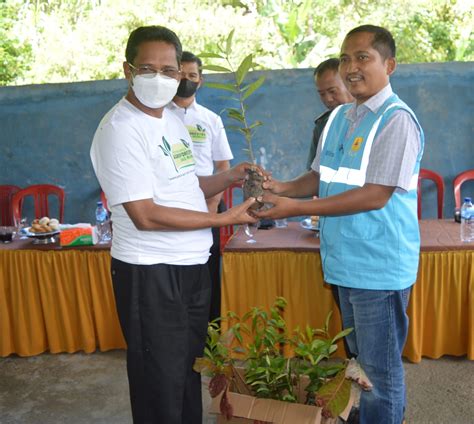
left=1, top=62, right=473, bottom=223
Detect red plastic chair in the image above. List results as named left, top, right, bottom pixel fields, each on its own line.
left=12, top=184, right=65, bottom=224
left=220, top=182, right=242, bottom=253
left=100, top=190, right=109, bottom=211
left=417, top=168, right=445, bottom=219
left=453, top=169, right=474, bottom=209
left=0, top=185, right=21, bottom=226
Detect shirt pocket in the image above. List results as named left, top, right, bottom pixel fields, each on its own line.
left=339, top=214, right=389, bottom=272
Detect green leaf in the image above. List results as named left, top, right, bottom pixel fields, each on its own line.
left=227, top=108, right=245, bottom=123
left=332, top=327, right=353, bottom=344
left=248, top=120, right=263, bottom=129
left=198, top=52, right=224, bottom=59
left=324, top=310, right=333, bottom=333
left=316, top=369, right=351, bottom=418
left=162, top=136, right=171, bottom=152
left=236, top=53, right=253, bottom=85
left=226, top=29, right=235, bottom=56
left=242, top=75, right=266, bottom=100
left=193, top=357, right=215, bottom=373
left=204, top=81, right=238, bottom=93
left=228, top=113, right=245, bottom=124
left=202, top=64, right=232, bottom=73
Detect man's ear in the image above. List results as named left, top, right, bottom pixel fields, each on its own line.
left=198, top=75, right=203, bottom=89
left=386, top=57, right=397, bottom=76
left=123, top=61, right=132, bottom=80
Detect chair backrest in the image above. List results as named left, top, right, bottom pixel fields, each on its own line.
left=0, top=185, right=22, bottom=226
left=220, top=182, right=242, bottom=253
left=12, top=184, right=65, bottom=224
left=417, top=168, right=445, bottom=219
left=453, top=169, right=474, bottom=209
left=100, top=190, right=109, bottom=212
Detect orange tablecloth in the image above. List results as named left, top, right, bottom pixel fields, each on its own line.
left=0, top=239, right=125, bottom=357
left=1, top=220, right=472, bottom=361
left=221, top=220, right=474, bottom=363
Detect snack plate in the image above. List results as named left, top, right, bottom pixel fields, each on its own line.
left=25, top=227, right=60, bottom=244
left=300, top=217, right=319, bottom=232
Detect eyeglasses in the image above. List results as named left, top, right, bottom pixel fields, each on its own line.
left=128, top=63, right=181, bottom=80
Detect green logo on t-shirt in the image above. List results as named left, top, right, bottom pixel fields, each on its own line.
left=159, top=136, right=195, bottom=173
left=186, top=124, right=207, bottom=143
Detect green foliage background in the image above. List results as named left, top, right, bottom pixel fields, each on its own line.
left=1, top=0, right=473, bottom=86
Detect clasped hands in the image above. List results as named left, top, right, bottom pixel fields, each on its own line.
left=228, top=162, right=295, bottom=222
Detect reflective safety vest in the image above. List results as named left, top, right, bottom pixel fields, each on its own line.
left=318, top=94, right=424, bottom=290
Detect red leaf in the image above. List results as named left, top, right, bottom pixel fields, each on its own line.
left=209, top=374, right=228, bottom=398
left=220, top=390, right=234, bottom=420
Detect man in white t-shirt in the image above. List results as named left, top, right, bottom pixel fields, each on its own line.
left=167, top=51, right=233, bottom=323
left=90, top=25, right=258, bottom=424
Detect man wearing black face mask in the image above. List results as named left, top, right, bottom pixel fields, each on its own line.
left=167, top=51, right=233, bottom=323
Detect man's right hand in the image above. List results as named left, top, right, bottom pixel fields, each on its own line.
left=219, top=197, right=258, bottom=226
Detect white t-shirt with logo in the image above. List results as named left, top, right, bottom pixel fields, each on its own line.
left=90, top=98, right=212, bottom=266
left=166, top=100, right=233, bottom=176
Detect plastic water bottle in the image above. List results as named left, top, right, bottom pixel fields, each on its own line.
left=460, top=197, right=474, bottom=242
left=95, top=201, right=111, bottom=243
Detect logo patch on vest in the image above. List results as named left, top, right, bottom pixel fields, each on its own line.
left=351, top=137, right=364, bottom=152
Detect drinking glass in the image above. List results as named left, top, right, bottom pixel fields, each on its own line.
left=244, top=222, right=258, bottom=243
left=0, top=226, right=15, bottom=243
left=274, top=218, right=288, bottom=228
left=15, top=217, right=29, bottom=239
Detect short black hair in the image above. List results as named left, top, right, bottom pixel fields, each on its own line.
left=345, top=25, right=396, bottom=59
left=313, top=58, right=340, bottom=77
left=125, top=25, right=182, bottom=65
left=181, top=51, right=203, bottom=75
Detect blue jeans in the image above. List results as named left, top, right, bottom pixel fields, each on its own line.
left=338, top=286, right=411, bottom=424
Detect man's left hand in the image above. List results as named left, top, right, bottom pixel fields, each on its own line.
left=254, top=192, right=296, bottom=219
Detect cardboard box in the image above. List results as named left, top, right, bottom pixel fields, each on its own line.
left=210, top=367, right=353, bottom=424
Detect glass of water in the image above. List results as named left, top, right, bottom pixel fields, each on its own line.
left=274, top=218, right=288, bottom=228
left=244, top=222, right=258, bottom=243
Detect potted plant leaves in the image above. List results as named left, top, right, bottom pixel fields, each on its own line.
left=194, top=297, right=365, bottom=423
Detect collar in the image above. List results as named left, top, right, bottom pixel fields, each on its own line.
left=169, top=98, right=199, bottom=111
left=345, top=83, right=393, bottom=121
left=314, top=109, right=332, bottom=124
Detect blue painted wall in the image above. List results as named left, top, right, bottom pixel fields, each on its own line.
left=1, top=62, right=473, bottom=223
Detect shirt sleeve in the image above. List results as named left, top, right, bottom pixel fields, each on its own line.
left=90, top=121, right=154, bottom=207
left=311, top=132, right=324, bottom=173
left=307, top=125, right=320, bottom=170
left=210, top=115, right=233, bottom=161
left=365, top=109, right=421, bottom=192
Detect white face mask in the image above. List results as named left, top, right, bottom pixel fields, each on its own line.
left=131, top=73, right=179, bottom=109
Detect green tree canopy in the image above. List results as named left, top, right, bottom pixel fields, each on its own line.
left=1, top=0, right=472, bottom=86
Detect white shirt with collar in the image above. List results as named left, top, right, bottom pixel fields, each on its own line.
left=166, top=100, right=233, bottom=176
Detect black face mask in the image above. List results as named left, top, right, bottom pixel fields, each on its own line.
left=176, top=79, right=199, bottom=98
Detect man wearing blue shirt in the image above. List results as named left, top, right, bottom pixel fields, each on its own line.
left=257, top=25, right=423, bottom=424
